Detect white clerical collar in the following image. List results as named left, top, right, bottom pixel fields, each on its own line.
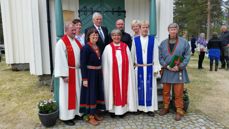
left=140, top=35, right=148, bottom=39
left=113, top=43, right=120, bottom=46
left=67, top=35, right=74, bottom=41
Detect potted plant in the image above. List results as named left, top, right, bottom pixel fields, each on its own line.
left=38, top=99, right=59, bottom=127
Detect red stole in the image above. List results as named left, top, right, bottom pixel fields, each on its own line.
left=62, top=35, right=82, bottom=110
left=110, top=42, right=129, bottom=106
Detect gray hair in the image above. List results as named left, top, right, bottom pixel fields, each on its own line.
left=199, top=33, right=205, bottom=38
left=64, top=21, right=74, bottom=32
left=168, top=23, right=179, bottom=30
left=111, top=29, right=122, bottom=36
left=92, top=12, right=102, bottom=20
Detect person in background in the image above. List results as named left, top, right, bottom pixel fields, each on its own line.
left=196, top=33, right=207, bottom=69
left=109, top=19, right=132, bottom=50
left=131, top=19, right=141, bottom=38
left=85, top=12, right=109, bottom=53
left=73, top=19, right=85, bottom=46
left=207, top=32, right=222, bottom=71
left=219, top=25, right=229, bottom=70
left=190, top=35, right=196, bottom=56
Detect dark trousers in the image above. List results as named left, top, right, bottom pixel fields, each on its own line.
left=198, top=52, right=205, bottom=69
left=220, top=49, right=226, bottom=68
left=191, top=45, right=196, bottom=54
left=210, top=59, right=219, bottom=66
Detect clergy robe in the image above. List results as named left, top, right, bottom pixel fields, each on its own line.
left=102, top=42, right=137, bottom=115
left=54, top=35, right=82, bottom=120
left=131, top=35, right=161, bottom=112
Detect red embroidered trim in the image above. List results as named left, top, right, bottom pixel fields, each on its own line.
left=88, top=42, right=101, bottom=59
left=167, top=38, right=179, bottom=55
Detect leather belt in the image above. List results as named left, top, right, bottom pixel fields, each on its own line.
left=87, top=65, right=102, bottom=70
left=69, top=66, right=80, bottom=69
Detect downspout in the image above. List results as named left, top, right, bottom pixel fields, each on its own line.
left=46, top=0, right=53, bottom=74
left=150, top=0, right=157, bottom=36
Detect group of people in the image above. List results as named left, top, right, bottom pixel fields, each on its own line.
left=190, top=25, right=229, bottom=71
left=54, top=12, right=191, bottom=126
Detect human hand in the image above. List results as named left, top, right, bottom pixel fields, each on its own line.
left=154, top=71, right=158, bottom=76
left=171, top=65, right=179, bottom=72
left=83, top=80, right=88, bottom=87
left=62, top=77, right=69, bottom=83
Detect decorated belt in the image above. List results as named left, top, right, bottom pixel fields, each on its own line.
left=135, top=63, right=154, bottom=67
left=87, top=65, right=102, bottom=70
left=68, top=66, right=80, bottom=69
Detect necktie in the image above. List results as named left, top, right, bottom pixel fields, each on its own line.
left=98, top=27, right=105, bottom=42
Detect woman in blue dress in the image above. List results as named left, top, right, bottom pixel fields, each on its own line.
left=80, top=28, right=105, bottom=126
left=207, top=32, right=222, bottom=71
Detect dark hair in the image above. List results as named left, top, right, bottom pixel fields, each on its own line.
left=86, top=28, right=99, bottom=42
left=72, top=19, right=81, bottom=24
left=212, top=32, right=218, bottom=38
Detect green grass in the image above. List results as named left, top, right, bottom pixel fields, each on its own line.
left=0, top=59, right=52, bottom=129
left=186, top=54, right=229, bottom=127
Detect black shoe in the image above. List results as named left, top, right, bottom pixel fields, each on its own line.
left=134, top=110, right=143, bottom=115
left=119, top=113, right=126, bottom=118
left=219, top=65, right=225, bottom=69
left=110, top=113, right=116, bottom=118
left=63, top=120, right=75, bottom=126
left=74, top=115, right=82, bottom=120
left=147, top=112, right=155, bottom=117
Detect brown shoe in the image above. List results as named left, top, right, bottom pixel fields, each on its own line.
left=88, top=115, right=99, bottom=126
left=94, top=114, right=103, bottom=121
left=159, top=108, right=169, bottom=116
left=175, top=113, right=183, bottom=121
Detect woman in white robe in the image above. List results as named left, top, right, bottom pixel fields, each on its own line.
left=102, top=29, right=137, bottom=116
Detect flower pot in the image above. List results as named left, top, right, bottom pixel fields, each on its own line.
left=38, top=109, right=59, bottom=127
left=183, top=100, right=189, bottom=112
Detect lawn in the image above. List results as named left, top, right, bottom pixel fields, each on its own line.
left=186, top=54, right=229, bottom=128
left=0, top=54, right=229, bottom=128
left=0, top=59, right=52, bottom=129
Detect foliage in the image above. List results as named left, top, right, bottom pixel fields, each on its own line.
left=174, top=0, right=223, bottom=39
left=38, top=99, right=58, bottom=114
left=183, top=88, right=189, bottom=101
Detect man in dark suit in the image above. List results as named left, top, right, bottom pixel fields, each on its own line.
left=85, top=12, right=109, bottom=53
left=109, top=19, right=132, bottom=50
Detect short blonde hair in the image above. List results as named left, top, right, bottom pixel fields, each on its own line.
left=131, top=20, right=141, bottom=28
left=199, top=33, right=205, bottom=38
left=140, top=20, right=149, bottom=27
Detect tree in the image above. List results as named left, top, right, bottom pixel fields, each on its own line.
left=174, top=0, right=223, bottom=39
